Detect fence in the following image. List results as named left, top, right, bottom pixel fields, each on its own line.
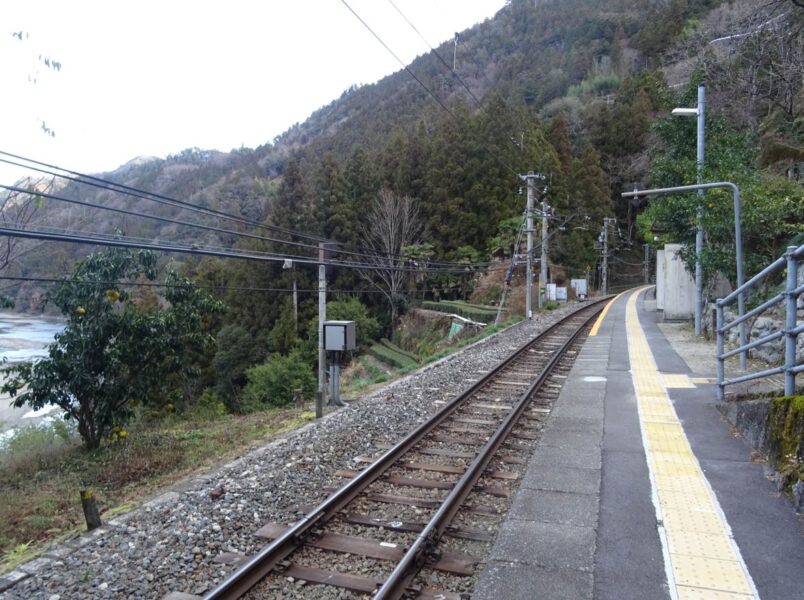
left=716, top=244, right=804, bottom=400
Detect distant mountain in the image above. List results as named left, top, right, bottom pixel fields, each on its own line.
left=2, top=0, right=799, bottom=309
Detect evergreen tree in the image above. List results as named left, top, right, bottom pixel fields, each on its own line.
left=272, top=156, right=312, bottom=232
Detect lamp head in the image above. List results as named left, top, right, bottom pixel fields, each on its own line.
left=671, top=107, right=698, bottom=117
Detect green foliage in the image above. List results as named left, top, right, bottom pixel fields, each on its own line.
left=0, top=249, right=223, bottom=449
left=638, top=91, right=804, bottom=286
left=487, top=216, right=523, bottom=259
left=269, top=298, right=300, bottom=355
left=211, top=324, right=262, bottom=412
left=242, top=352, right=316, bottom=409
left=1, top=421, right=74, bottom=455
left=567, top=74, right=620, bottom=98
left=194, top=388, right=227, bottom=419
left=323, top=298, right=380, bottom=347
left=543, top=300, right=560, bottom=310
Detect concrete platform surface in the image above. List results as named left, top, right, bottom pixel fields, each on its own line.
left=473, top=288, right=803, bottom=600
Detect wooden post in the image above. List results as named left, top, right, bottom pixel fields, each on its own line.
left=80, top=489, right=102, bottom=531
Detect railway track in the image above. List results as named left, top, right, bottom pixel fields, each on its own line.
left=200, top=300, right=607, bottom=600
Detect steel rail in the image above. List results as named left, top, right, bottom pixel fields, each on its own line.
left=374, top=303, right=604, bottom=599
left=203, top=299, right=608, bottom=600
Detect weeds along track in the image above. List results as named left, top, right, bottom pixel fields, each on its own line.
left=199, top=300, right=607, bottom=600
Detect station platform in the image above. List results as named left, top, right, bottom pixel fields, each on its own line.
left=474, top=287, right=803, bottom=600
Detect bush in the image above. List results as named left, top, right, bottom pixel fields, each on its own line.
left=242, top=352, right=316, bottom=409
left=213, top=324, right=262, bottom=412
left=544, top=301, right=560, bottom=310
left=194, top=388, right=227, bottom=420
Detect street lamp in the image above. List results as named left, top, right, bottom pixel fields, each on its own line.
left=671, top=84, right=705, bottom=336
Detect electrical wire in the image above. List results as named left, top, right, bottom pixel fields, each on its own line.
left=0, top=275, right=388, bottom=294
left=385, top=0, right=531, bottom=154
left=0, top=151, right=494, bottom=269
left=0, top=224, right=504, bottom=275
left=340, top=0, right=520, bottom=179
left=0, top=149, right=326, bottom=244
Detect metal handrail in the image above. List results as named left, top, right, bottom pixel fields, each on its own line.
left=716, top=244, right=803, bottom=399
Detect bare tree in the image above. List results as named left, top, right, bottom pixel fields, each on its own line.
left=703, top=3, right=803, bottom=135
left=0, top=176, right=55, bottom=272
left=359, top=189, right=422, bottom=330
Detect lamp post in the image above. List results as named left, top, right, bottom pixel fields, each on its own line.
left=622, top=181, right=746, bottom=369
left=671, top=84, right=705, bottom=336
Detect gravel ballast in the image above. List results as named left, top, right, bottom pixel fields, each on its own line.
left=2, top=304, right=585, bottom=599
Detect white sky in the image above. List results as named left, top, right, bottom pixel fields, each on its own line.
left=0, top=0, right=506, bottom=183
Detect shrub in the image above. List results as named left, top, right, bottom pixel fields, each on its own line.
left=213, top=324, right=262, bottom=412
left=242, top=352, right=316, bottom=409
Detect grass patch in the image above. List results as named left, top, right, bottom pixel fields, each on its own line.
left=348, top=316, right=523, bottom=394
left=0, top=407, right=314, bottom=572
left=368, top=341, right=418, bottom=369
left=421, top=301, right=498, bottom=322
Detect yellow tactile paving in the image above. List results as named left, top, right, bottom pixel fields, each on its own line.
left=625, top=288, right=758, bottom=600
left=677, top=585, right=755, bottom=599
left=666, top=530, right=739, bottom=562
left=662, top=373, right=697, bottom=388
left=670, top=554, right=755, bottom=595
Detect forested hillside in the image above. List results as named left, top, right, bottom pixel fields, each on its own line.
left=1, top=0, right=801, bottom=417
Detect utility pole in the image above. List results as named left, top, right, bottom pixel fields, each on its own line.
left=538, top=197, right=549, bottom=308
left=453, top=32, right=458, bottom=71
left=601, top=217, right=616, bottom=294
left=520, top=172, right=545, bottom=319
left=525, top=173, right=535, bottom=319
left=643, top=243, right=651, bottom=284
left=317, top=243, right=326, bottom=419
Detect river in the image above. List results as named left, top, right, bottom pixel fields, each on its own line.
left=0, top=312, right=64, bottom=440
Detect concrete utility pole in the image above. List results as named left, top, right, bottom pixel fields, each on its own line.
left=520, top=172, right=545, bottom=318
left=525, top=173, right=535, bottom=320
left=601, top=217, right=616, bottom=294
left=643, top=243, right=651, bottom=284
left=317, top=243, right=326, bottom=419
left=538, top=198, right=549, bottom=308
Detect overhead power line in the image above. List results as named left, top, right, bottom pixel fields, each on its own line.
left=0, top=275, right=388, bottom=295
left=0, top=225, right=501, bottom=275
left=386, top=0, right=486, bottom=112
left=340, top=0, right=520, bottom=178
left=0, top=151, right=493, bottom=269
left=0, top=149, right=326, bottom=244
left=385, top=0, right=528, bottom=155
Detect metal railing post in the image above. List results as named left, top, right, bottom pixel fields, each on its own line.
left=716, top=299, right=725, bottom=401
left=785, top=246, right=797, bottom=396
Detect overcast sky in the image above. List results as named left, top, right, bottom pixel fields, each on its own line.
left=0, top=0, right=506, bottom=183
